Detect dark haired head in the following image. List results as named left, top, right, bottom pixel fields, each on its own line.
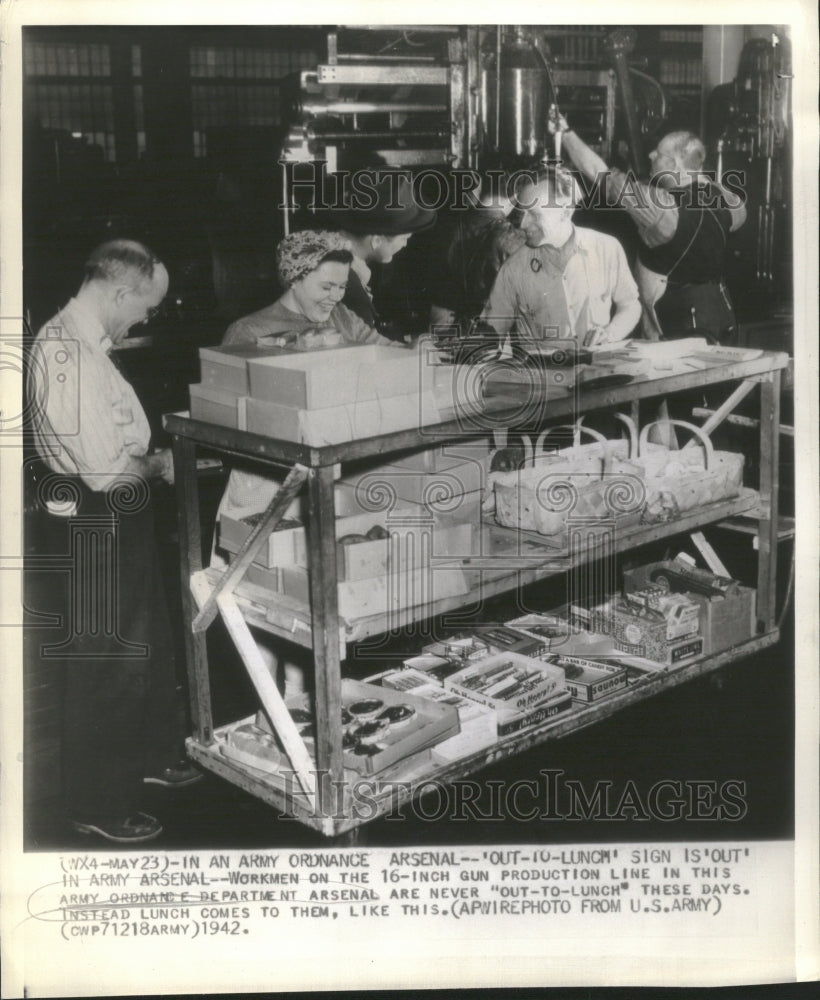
left=320, top=248, right=354, bottom=267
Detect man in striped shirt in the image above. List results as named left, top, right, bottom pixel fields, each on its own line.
left=29, top=240, right=199, bottom=844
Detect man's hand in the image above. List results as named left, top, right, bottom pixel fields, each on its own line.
left=547, top=104, right=570, bottom=135
left=156, top=448, right=175, bottom=485
left=583, top=326, right=608, bottom=348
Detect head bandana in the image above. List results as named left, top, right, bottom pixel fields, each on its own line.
left=276, top=230, right=352, bottom=287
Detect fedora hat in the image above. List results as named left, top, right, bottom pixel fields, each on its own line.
left=334, top=172, right=436, bottom=236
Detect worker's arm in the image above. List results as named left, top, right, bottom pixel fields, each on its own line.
left=553, top=108, right=679, bottom=247
left=125, top=450, right=174, bottom=485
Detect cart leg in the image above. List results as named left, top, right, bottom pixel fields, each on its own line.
left=307, top=464, right=344, bottom=823
left=757, top=371, right=781, bottom=632
left=172, top=434, right=213, bottom=744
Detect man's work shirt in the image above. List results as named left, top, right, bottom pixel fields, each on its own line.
left=482, top=226, right=639, bottom=349
left=29, top=297, right=151, bottom=493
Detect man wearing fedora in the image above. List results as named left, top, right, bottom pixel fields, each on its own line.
left=328, top=171, right=436, bottom=335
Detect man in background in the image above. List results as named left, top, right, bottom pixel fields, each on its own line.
left=555, top=111, right=746, bottom=342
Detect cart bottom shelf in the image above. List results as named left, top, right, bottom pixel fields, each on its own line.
left=185, top=628, right=780, bottom=838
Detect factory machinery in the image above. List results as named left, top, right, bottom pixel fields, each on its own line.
left=279, top=25, right=620, bottom=215
left=279, top=25, right=792, bottom=319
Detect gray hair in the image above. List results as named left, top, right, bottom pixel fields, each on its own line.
left=83, top=239, right=163, bottom=288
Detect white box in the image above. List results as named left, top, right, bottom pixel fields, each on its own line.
left=189, top=383, right=247, bottom=430
left=280, top=564, right=470, bottom=620
left=199, top=345, right=285, bottom=395
left=247, top=344, right=433, bottom=409
left=245, top=392, right=442, bottom=446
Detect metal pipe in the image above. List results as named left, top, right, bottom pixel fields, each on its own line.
left=300, top=101, right=447, bottom=115
left=335, top=53, right=438, bottom=62
left=341, top=24, right=460, bottom=33
left=281, top=161, right=290, bottom=237
left=307, top=128, right=448, bottom=141
left=494, top=25, right=502, bottom=150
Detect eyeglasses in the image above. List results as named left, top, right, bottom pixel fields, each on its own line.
left=142, top=304, right=164, bottom=325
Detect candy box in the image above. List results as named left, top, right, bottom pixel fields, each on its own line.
left=546, top=653, right=628, bottom=703
left=496, top=688, right=574, bottom=736
left=445, top=651, right=565, bottom=718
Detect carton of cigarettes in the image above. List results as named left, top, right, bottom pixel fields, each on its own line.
left=546, top=653, right=628, bottom=702
left=445, top=651, right=565, bottom=717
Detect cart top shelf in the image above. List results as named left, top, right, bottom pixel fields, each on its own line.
left=163, top=348, right=789, bottom=467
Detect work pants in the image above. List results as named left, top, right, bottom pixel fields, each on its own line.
left=38, top=478, right=183, bottom=823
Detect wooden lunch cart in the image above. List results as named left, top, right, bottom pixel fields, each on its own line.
left=164, top=346, right=789, bottom=838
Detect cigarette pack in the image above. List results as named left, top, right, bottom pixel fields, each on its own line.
left=547, top=654, right=628, bottom=702
left=445, top=651, right=565, bottom=717
left=496, top=688, right=574, bottom=736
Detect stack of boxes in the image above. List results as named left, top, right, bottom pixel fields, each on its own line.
left=219, top=507, right=473, bottom=621
left=189, top=340, right=484, bottom=446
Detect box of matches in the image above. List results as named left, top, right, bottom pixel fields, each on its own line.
left=445, top=651, right=565, bottom=716
left=547, top=653, right=628, bottom=703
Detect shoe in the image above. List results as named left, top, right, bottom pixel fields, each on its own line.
left=71, top=812, right=163, bottom=843
left=143, top=761, right=203, bottom=788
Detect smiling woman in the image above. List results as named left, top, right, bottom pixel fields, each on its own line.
left=222, top=230, right=395, bottom=351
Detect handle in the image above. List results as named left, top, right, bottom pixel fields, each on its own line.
left=610, top=412, right=639, bottom=459
left=638, top=420, right=714, bottom=470
left=532, top=423, right=608, bottom=460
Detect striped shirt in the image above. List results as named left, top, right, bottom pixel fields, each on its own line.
left=29, top=298, right=151, bottom=492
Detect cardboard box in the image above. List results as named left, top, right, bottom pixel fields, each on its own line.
left=496, top=689, right=574, bottom=736
left=446, top=651, right=565, bottom=718
left=622, top=561, right=756, bottom=656
left=366, top=667, right=498, bottom=765
left=337, top=453, right=487, bottom=511
left=189, top=383, right=247, bottom=430
left=199, top=345, right=285, bottom=396
left=547, top=654, right=628, bottom=702
left=337, top=678, right=460, bottom=775
left=466, top=624, right=546, bottom=659
left=247, top=344, right=432, bottom=409
left=220, top=508, right=469, bottom=579
left=245, top=392, right=443, bottom=446
left=400, top=654, right=464, bottom=683
left=587, top=599, right=703, bottom=667
left=280, top=564, right=470, bottom=620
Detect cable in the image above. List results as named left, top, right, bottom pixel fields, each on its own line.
left=776, top=539, right=795, bottom=631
